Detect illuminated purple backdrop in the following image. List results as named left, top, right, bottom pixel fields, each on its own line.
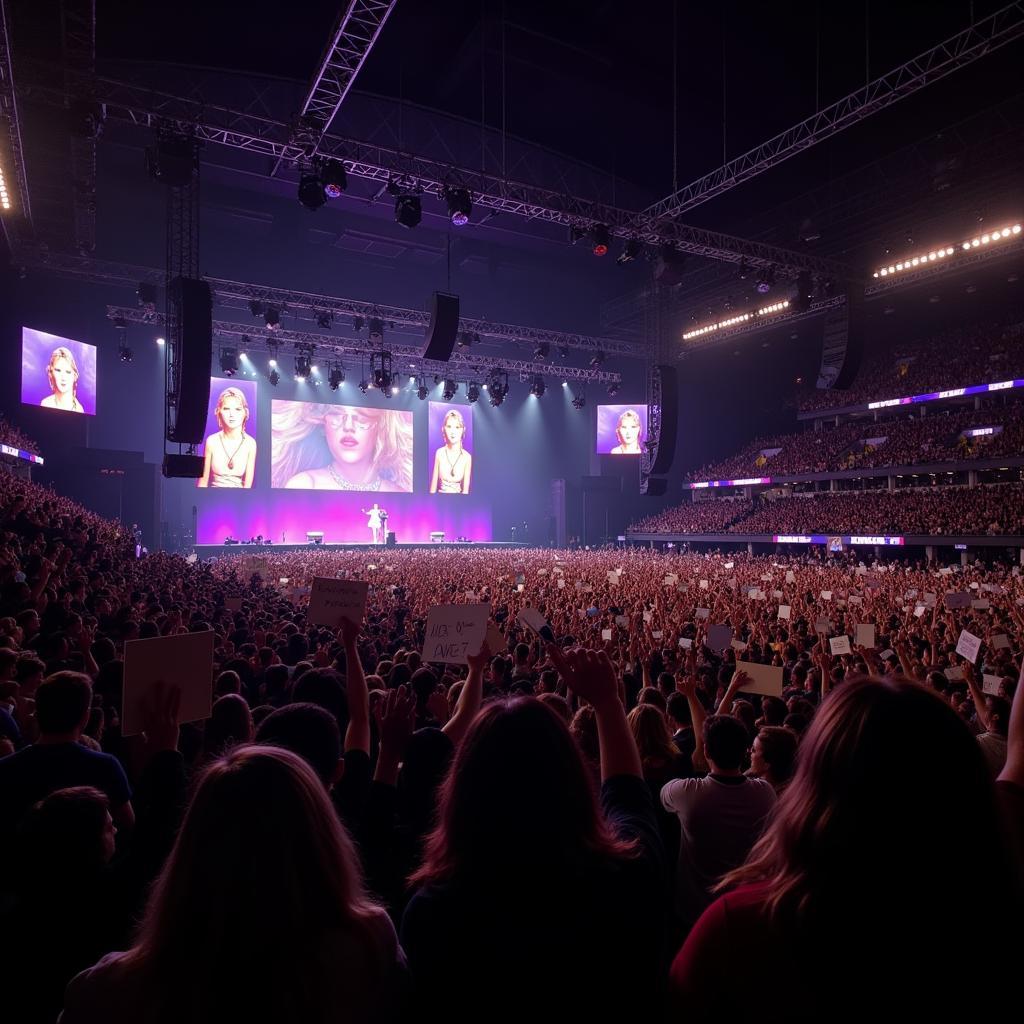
left=21, top=327, right=98, bottom=415
left=197, top=490, right=492, bottom=543
left=595, top=403, right=649, bottom=454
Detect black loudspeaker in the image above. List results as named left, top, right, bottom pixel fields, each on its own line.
left=421, top=292, right=460, bottom=362
left=168, top=278, right=213, bottom=444
left=650, top=365, right=678, bottom=475
left=642, top=477, right=669, bottom=496
left=816, top=291, right=864, bottom=391
left=386, top=531, right=396, bottom=546
left=162, top=453, right=205, bottom=478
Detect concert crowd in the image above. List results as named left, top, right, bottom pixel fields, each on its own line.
left=0, top=467, right=1021, bottom=1023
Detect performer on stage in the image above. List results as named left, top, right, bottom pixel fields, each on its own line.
left=363, top=503, right=383, bottom=544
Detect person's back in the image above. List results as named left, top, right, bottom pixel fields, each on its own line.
left=402, top=670, right=667, bottom=1024
left=661, top=715, right=775, bottom=929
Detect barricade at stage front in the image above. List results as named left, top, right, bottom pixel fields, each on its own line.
left=195, top=541, right=527, bottom=557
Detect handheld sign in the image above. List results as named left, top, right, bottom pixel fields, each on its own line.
left=307, top=578, right=369, bottom=627
left=982, top=674, right=1003, bottom=696
left=733, top=661, right=784, bottom=697
left=829, top=635, right=852, bottom=656
left=517, top=607, right=555, bottom=643
left=225, top=597, right=243, bottom=612
left=855, top=624, right=876, bottom=649
left=777, top=605, right=791, bottom=621
left=955, top=629, right=982, bottom=664
left=485, top=622, right=507, bottom=653
left=707, top=624, right=733, bottom=652
left=123, top=630, right=215, bottom=737
left=421, top=604, right=490, bottom=665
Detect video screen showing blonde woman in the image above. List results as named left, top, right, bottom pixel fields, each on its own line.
left=596, top=404, right=649, bottom=455
left=197, top=378, right=258, bottom=489
left=428, top=402, right=473, bottom=495
left=21, top=327, right=98, bottom=416
left=271, top=400, right=414, bottom=492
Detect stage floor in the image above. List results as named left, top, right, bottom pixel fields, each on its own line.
left=195, top=542, right=529, bottom=557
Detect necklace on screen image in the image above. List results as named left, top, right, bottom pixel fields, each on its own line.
left=219, top=432, right=247, bottom=470
left=444, top=448, right=463, bottom=478
left=329, top=463, right=381, bottom=490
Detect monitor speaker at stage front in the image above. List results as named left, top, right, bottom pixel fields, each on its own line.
left=167, top=277, right=212, bottom=444
left=422, top=292, right=460, bottom=362
left=650, top=365, right=678, bottom=475
left=386, top=531, right=396, bottom=546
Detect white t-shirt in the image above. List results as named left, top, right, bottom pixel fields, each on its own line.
left=661, top=774, right=777, bottom=929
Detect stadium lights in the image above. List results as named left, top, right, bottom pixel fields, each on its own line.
left=0, top=162, right=11, bottom=211
left=872, top=224, right=1021, bottom=278
left=682, top=300, right=790, bottom=340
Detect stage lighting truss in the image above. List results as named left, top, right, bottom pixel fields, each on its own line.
left=682, top=300, right=790, bottom=340
left=872, top=223, right=1021, bottom=279
left=329, top=363, right=345, bottom=390
left=530, top=375, right=546, bottom=398
left=442, top=378, right=458, bottom=401
left=571, top=388, right=586, bottom=410
left=443, top=185, right=472, bottom=226
left=466, top=382, right=481, bottom=404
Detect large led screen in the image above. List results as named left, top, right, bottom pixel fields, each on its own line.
left=596, top=404, right=648, bottom=455
left=197, top=377, right=259, bottom=488
left=428, top=402, right=473, bottom=494
left=21, top=327, right=97, bottom=416
left=270, top=399, right=414, bottom=492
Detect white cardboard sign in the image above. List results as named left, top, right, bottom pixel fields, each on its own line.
left=955, top=629, right=982, bottom=664
left=829, top=635, right=852, bottom=656
left=421, top=604, right=490, bottom=665
left=733, top=661, right=784, bottom=697
left=307, top=577, right=369, bottom=627
left=855, top=624, right=876, bottom=649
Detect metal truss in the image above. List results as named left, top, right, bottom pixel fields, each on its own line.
left=106, top=305, right=625, bottom=386
left=0, top=0, right=31, bottom=229
left=18, top=70, right=849, bottom=276
left=641, top=1, right=1024, bottom=222
left=864, top=235, right=1024, bottom=294
left=14, top=247, right=640, bottom=358
left=273, top=0, right=397, bottom=174
left=60, top=0, right=96, bottom=254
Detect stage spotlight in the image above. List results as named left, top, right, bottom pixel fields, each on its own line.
left=321, top=159, right=347, bottom=198
left=369, top=318, right=385, bottom=342
left=298, top=172, right=326, bottom=211
left=443, top=186, right=472, bottom=226
left=568, top=224, right=587, bottom=246
left=607, top=381, right=620, bottom=397
left=118, top=343, right=133, bottom=363
left=534, top=342, right=550, bottom=360
left=589, top=351, right=605, bottom=367
left=156, top=336, right=165, bottom=346
left=755, top=266, right=776, bottom=294
left=617, top=238, right=642, bottom=265
left=558, top=344, right=570, bottom=359
left=457, top=331, right=473, bottom=348
left=417, top=383, right=429, bottom=401
left=443, top=379, right=458, bottom=401
left=352, top=316, right=365, bottom=332
left=249, top=299, right=264, bottom=318
left=315, top=311, right=333, bottom=329
left=530, top=376, right=546, bottom=398
left=467, top=382, right=480, bottom=404
left=268, top=368, right=280, bottom=386
left=738, top=260, right=752, bottom=281
left=590, top=224, right=610, bottom=256
left=373, top=368, right=393, bottom=392
left=265, top=307, right=280, bottom=330
left=561, top=381, right=568, bottom=388
left=219, top=347, right=239, bottom=377
left=239, top=336, right=250, bottom=356
left=395, top=194, right=422, bottom=229
left=294, top=353, right=311, bottom=380
left=329, top=365, right=345, bottom=390
left=572, top=392, right=586, bottom=410
left=359, top=379, right=369, bottom=394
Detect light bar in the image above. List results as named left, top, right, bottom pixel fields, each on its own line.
left=682, top=300, right=790, bottom=341
left=0, top=162, right=11, bottom=212
left=690, top=476, right=772, bottom=489
left=872, top=223, right=1021, bottom=278
left=1, top=444, right=44, bottom=465
left=867, top=377, right=1024, bottom=411
left=773, top=534, right=905, bottom=546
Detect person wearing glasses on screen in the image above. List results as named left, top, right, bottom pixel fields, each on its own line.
left=273, top=403, right=413, bottom=492
left=198, top=387, right=257, bottom=488
left=40, top=347, right=85, bottom=413
left=429, top=408, right=473, bottom=494
left=609, top=409, right=643, bottom=455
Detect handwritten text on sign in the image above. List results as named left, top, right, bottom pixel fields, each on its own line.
left=421, top=604, right=489, bottom=665
left=307, top=578, right=369, bottom=627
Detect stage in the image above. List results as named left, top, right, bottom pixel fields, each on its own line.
left=195, top=541, right=529, bottom=557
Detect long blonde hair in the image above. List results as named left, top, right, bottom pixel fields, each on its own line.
left=213, top=386, right=249, bottom=432
left=46, top=346, right=80, bottom=399
left=271, top=401, right=413, bottom=490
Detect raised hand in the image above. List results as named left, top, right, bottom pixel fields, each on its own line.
left=546, top=643, right=620, bottom=710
